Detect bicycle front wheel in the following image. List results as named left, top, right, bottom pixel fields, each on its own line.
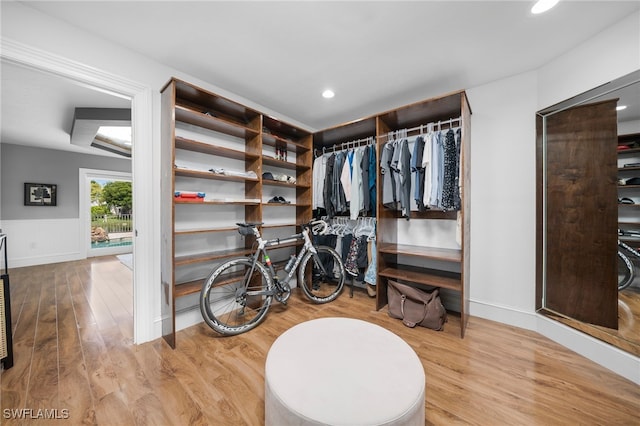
left=298, top=246, right=345, bottom=303
left=200, top=257, right=273, bottom=336
left=618, top=250, right=635, bottom=291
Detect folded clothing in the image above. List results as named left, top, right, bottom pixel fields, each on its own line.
left=175, top=191, right=205, bottom=202
left=210, top=168, right=257, bottom=179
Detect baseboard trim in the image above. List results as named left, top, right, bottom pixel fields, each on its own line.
left=11, top=252, right=84, bottom=268
left=469, top=299, right=640, bottom=385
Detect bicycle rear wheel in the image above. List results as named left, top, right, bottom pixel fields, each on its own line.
left=200, top=257, right=273, bottom=336
left=298, top=246, right=345, bottom=303
left=618, top=250, right=635, bottom=291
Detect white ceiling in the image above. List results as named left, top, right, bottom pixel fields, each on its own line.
left=2, top=1, right=640, bottom=156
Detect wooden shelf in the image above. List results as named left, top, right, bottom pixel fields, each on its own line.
left=175, top=105, right=259, bottom=139
left=175, top=226, right=238, bottom=235
left=175, top=136, right=259, bottom=160
left=175, top=279, right=203, bottom=297
left=262, top=115, right=311, bottom=152
left=379, top=266, right=461, bottom=292
left=263, top=202, right=297, bottom=207
left=618, top=185, right=640, bottom=189
left=175, top=199, right=260, bottom=206
left=175, top=168, right=259, bottom=183
left=618, top=166, right=640, bottom=172
left=618, top=147, right=640, bottom=155
left=378, top=243, right=461, bottom=263
left=262, top=156, right=311, bottom=172
left=175, top=247, right=253, bottom=267
left=262, top=179, right=310, bottom=189
left=262, top=132, right=311, bottom=153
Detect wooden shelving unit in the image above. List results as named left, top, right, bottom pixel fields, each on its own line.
left=160, top=78, right=312, bottom=348
left=313, top=90, right=471, bottom=337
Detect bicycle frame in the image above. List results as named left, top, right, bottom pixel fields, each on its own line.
left=242, top=224, right=324, bottom=300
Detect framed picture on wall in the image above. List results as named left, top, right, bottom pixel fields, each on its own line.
left=24, top=183, right=57, bottom=206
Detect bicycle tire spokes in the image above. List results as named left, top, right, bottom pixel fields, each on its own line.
left=201, top=259, right=272, bottom=334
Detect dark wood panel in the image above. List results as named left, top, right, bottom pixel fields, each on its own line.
left=313, top=117, right=377, bottom=148
left=377, top=91, right=464, bottom=130
left=543, top=99, right=618, bottom=328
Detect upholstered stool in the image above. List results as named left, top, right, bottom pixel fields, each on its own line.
left=265, top=317, right=425, bottom=425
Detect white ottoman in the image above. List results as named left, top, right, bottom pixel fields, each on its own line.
left=265, top=317, right=425, bottom=425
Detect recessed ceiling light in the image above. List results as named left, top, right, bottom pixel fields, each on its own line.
left=531, top=0, right=559, bottom=14
left=322, top=89, right=335, bottom=99
left=616, top=105, right=627, bottom=111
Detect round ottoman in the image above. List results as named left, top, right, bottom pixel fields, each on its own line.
left=265, top=317, right=425, bottom=425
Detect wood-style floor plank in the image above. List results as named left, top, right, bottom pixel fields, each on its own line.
left=1, top=256, right=638, bottom=425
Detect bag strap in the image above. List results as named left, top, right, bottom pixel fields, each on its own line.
left=399, top=295, right=429, bottom=328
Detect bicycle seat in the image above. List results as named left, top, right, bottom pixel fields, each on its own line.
left=236, top=222, right=263, bottom=228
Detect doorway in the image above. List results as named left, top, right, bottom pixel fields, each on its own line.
left=2, top=39, right=155, bottom=344
left=80, top=169, right=133, bottom=258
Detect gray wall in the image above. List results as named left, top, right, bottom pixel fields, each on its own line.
left=1, top=143, right=131, bottom=220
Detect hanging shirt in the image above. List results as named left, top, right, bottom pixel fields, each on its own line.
left=428, top=131, right=444, bottom=209
left=422, top=132, right=433, bottom=207
left=411, top=136, right=426, bottom=211
left=380, top=142, right=396, bottom=208
left=341, top=150, right=354, bottom=203
left=441, top=129, right=458, bottom=211
left=323, top=153, right=335, bottom=218
left=368, top=146, right=377, bottom=216
left=350, top=147, right=364, bottom=219
left=312, top=154, right=328, bottom=210
left=361, top=146, right=370, bottom=215
left=397, top=139, right=412, bottom=219
left=391, top=140, right=402, bottom=210
left=454, top=128, right=462, bottom=211
left=332, top=152, right=347, bottom=215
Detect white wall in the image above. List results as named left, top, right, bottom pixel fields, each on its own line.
left=538, top=11, right=640, bottom=110
left=465, top=71, right=539, bottom=331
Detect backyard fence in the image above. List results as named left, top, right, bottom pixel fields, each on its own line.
left=91, top=213, right=133, bottom=235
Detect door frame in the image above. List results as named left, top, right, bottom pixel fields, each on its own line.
left=1, top=38, right=156, bottom=344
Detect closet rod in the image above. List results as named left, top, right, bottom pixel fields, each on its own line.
left=378, top=116, right=462, bottom=142
left=317, top=135, right=375, bottom=155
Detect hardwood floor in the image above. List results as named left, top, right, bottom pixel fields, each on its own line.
left=1, top=256, right=639, bottom=425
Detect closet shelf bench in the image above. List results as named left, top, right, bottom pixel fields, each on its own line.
left=379, top=266, right=461, bottom=292
left=378, top=242, right=462, bottom=263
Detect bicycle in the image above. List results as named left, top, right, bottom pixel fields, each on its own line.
left=200, top=219, right=346, bottom=336
left=618, top=229, right=640, bottom=291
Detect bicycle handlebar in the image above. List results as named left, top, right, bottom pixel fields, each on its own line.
left=308, top=219, right=329, bottom=236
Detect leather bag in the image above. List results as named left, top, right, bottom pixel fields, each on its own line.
left=387, top=279, right=447, bottom=331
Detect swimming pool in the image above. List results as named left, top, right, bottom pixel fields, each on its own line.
left=91, top=238, right=133, bottom=249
